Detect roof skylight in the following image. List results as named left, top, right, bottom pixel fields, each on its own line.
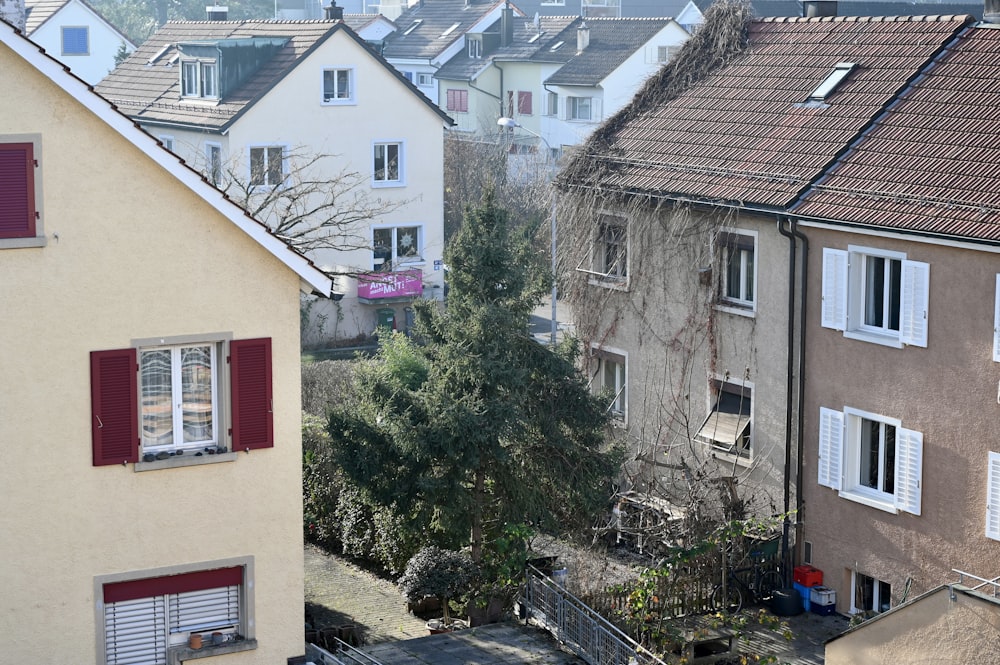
left=403, top=19, right=422, bottom=35
left=549, top=40, right=564, bottom=51
left=807, top=62, right=857, bottom=101
left=440, top=22, right=460, bottom=38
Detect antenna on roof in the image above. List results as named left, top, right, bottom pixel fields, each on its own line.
left=533, top=12, right=540, bottom=33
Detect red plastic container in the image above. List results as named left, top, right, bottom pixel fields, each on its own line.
left=793, top=565, right=823, bottom=587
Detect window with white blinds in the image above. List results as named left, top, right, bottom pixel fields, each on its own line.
left=105, top=596, right=167, bottom=665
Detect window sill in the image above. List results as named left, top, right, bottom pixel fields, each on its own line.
left=588, top=277, right=629, bottom=292
left=168, top=638, right=256, bottom=664
left=715, top=302, right=756, bottom=318
left=709, top=447, right=753, bottom=468
left=322, top=99, right=357, bottom=106
left=0, top=235, right=47, bottom=249
left=843, top=329, right=903, bottom=349
left=838, top=488, right=897, bottom=514
left=135, top=451, right=238, bottom=472
left=372, top=181, right=405, bottom=189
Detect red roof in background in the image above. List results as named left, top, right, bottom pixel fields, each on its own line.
left=578, top=15, right=971, bottom=209
left=792, top=25, right=1000, bottom=241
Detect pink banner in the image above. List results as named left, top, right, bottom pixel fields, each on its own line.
left=357, top=269, right=423, bottom=299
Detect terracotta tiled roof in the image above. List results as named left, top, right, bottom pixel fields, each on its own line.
left=95, top=19, right=451, bottom=131
left=793, top=25, right=1000, bottom=240
left=570, top=15, right=971, bottom=209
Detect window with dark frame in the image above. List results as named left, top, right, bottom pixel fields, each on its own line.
left=595, top=215, right=627, bottom=282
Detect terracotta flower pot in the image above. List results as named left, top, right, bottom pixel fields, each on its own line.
left=189, top=634, right=203, bottom=649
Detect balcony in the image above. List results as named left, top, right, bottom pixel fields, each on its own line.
left=357, top=268, right=423, bottom=304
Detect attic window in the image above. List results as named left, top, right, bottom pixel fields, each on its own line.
left=403, top=19, right=422, bottom=35
left=440, top=22, right=460, bottom=38
left=807, top=62, right=856, bottom=102
left=528, top=31, right=545, bottom=43
left=549, top=40, right=564, bottom=51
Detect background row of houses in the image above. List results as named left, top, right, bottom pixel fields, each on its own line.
left=559, top=0, right=1000, bottom=649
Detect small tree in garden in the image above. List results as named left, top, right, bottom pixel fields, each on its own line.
left=398, top=546, right=477, bottom=625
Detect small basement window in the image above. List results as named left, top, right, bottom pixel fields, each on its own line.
left=807, top=62, right=856, bottom=102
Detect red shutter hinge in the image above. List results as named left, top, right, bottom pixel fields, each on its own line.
left=33, top=159, right=38, bottom=167
left=34, top=212, right=40, bottom=220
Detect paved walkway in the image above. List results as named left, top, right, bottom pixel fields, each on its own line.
left=304, top=543, right=848, bottom=664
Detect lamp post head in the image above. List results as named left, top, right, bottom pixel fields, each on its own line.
left=497, top=117, right=520, bottom=129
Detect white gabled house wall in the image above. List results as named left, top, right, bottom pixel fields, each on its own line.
left=27, top=0, right=135, bottom=84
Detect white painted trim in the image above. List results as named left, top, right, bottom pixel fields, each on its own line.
left=799, top=219, right=1000, bottom=255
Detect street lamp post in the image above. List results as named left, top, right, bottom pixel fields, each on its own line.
left=497, top=117, right=558, bottom=346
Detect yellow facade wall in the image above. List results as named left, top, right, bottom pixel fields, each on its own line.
left=0, top=40, right=307, bottom=663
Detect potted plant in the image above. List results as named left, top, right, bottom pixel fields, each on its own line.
left=468, top=524, right=532, bottom=627
left=398, top=546, right=477, bottom=633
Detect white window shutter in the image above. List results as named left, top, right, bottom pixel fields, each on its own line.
left=993, top=275, right=1000, bottom=362
left=987, top=451, right=1000, bottom=541
left=821, top=248, right=848, bottom=331
left=592, top=97, right=602, bottom=121
left=818, top=407, right=843, bottom=490
left=894, top=427, right=923, bottom=516
left=899, top=259, right=929, bottom=348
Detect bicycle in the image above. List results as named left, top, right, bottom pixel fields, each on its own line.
left=710, top=553, right=783, bottom=613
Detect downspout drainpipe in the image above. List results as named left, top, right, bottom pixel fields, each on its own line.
left=776, top=216, right=809, bottom=586
left=776, top=217, right=797, bottom=586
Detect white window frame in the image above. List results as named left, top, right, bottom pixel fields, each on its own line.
left=95, top=557, right=255, bottom=665
left=180, top=59, right=219, bottom=100
left=716, top=229, right=757, bottom=315
left=568, top=96, right=592, bottom=121
left=590, top=345, right=627, bottom=425
left=60, top=25, right=89, bottom=55
left=545, top=91, right=558, bottom=116
left=248, top=144, right=287, bottom=189
left=581, top=212, right=628, bottom=290
left=987, top=451, right=1000, bottom=541
left=322, top=66, right=355, bottom=104
left=468, top=39, right=482, bottom=58
left=204, top=142, right=222, bottom=186
left=137, top=335, right=227, bottom=457
left=993, top=274, right=1000, bottom=362
left=697, top=377, right=753, bottom=463
left=372, top=140, right=404, bottom=187
left=372, top=223, right=424, bottom=270
left=417, top=72, right=433, bottom=86
left=818, top=405, right=922, bottom=515
left=159, top=135, right=175, bottom=151
left=821, top=245, right=929, bottom=348
left=851, top=571, right=891, bottom=615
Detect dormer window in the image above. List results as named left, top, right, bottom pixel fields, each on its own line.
left=180, top=59, right=219, bottom=99
left=468, top=38, right=482, bottom=58
left=807, top=62, right=856, bottom=102
left=440, top=22, right=460, bottom=38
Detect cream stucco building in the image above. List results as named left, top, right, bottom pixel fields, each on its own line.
left=0, top=17, right=331, bottom=665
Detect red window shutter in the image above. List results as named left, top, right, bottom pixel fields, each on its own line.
left=0, top=143, right=36, bottom=239
left=459, top=90, right=468, bottom=112
left=91, top=348, right=138, bottom=466
left=104, top=566, right=243, bottom=603
left=446, top=89, right=455, bottom=111
left=230, top=337, right=273, bottom=450
left=518, top=91, right=532, bottom=115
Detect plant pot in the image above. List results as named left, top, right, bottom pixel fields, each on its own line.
left=771, top=587, right=804, bottom=616
left=188, top=634, right=203, bottom=649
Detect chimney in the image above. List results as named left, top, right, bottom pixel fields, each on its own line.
left=576, top=20, right=589, bottom=52
left=802, top=0, right=837, bottom=17
left=324, top=0, right=343, bottom=19
left=501, top=4, right=513, bottom=47
left=0, top=0, right=27, bottom=32
left=986, top=0, right=1000, bottom=23
left=205, top=5, right=229, bottom=20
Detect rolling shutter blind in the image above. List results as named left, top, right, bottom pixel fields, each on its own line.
left=105, top=596, right=167, bottom=665
left=899, top=260, right=929, bottom=348
left=821, top=248, right=848, bottom=331
left=818, top=407, right=843, bottom=490
left=894, top=427, right=923, bottom=515
left=91, top=348, right=139, bottom=466
left=987, top=451, right=1000, bottom=541
left=0, top=143, right=36, bottom=239
left=230, top=337, right=273, bottom=450
left=170, top=585, right=240, bottom=634
left=62, top=26, right=89, bottom=54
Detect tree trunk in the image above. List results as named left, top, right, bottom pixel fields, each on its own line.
left=471, top=465, right=485, bottom=563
